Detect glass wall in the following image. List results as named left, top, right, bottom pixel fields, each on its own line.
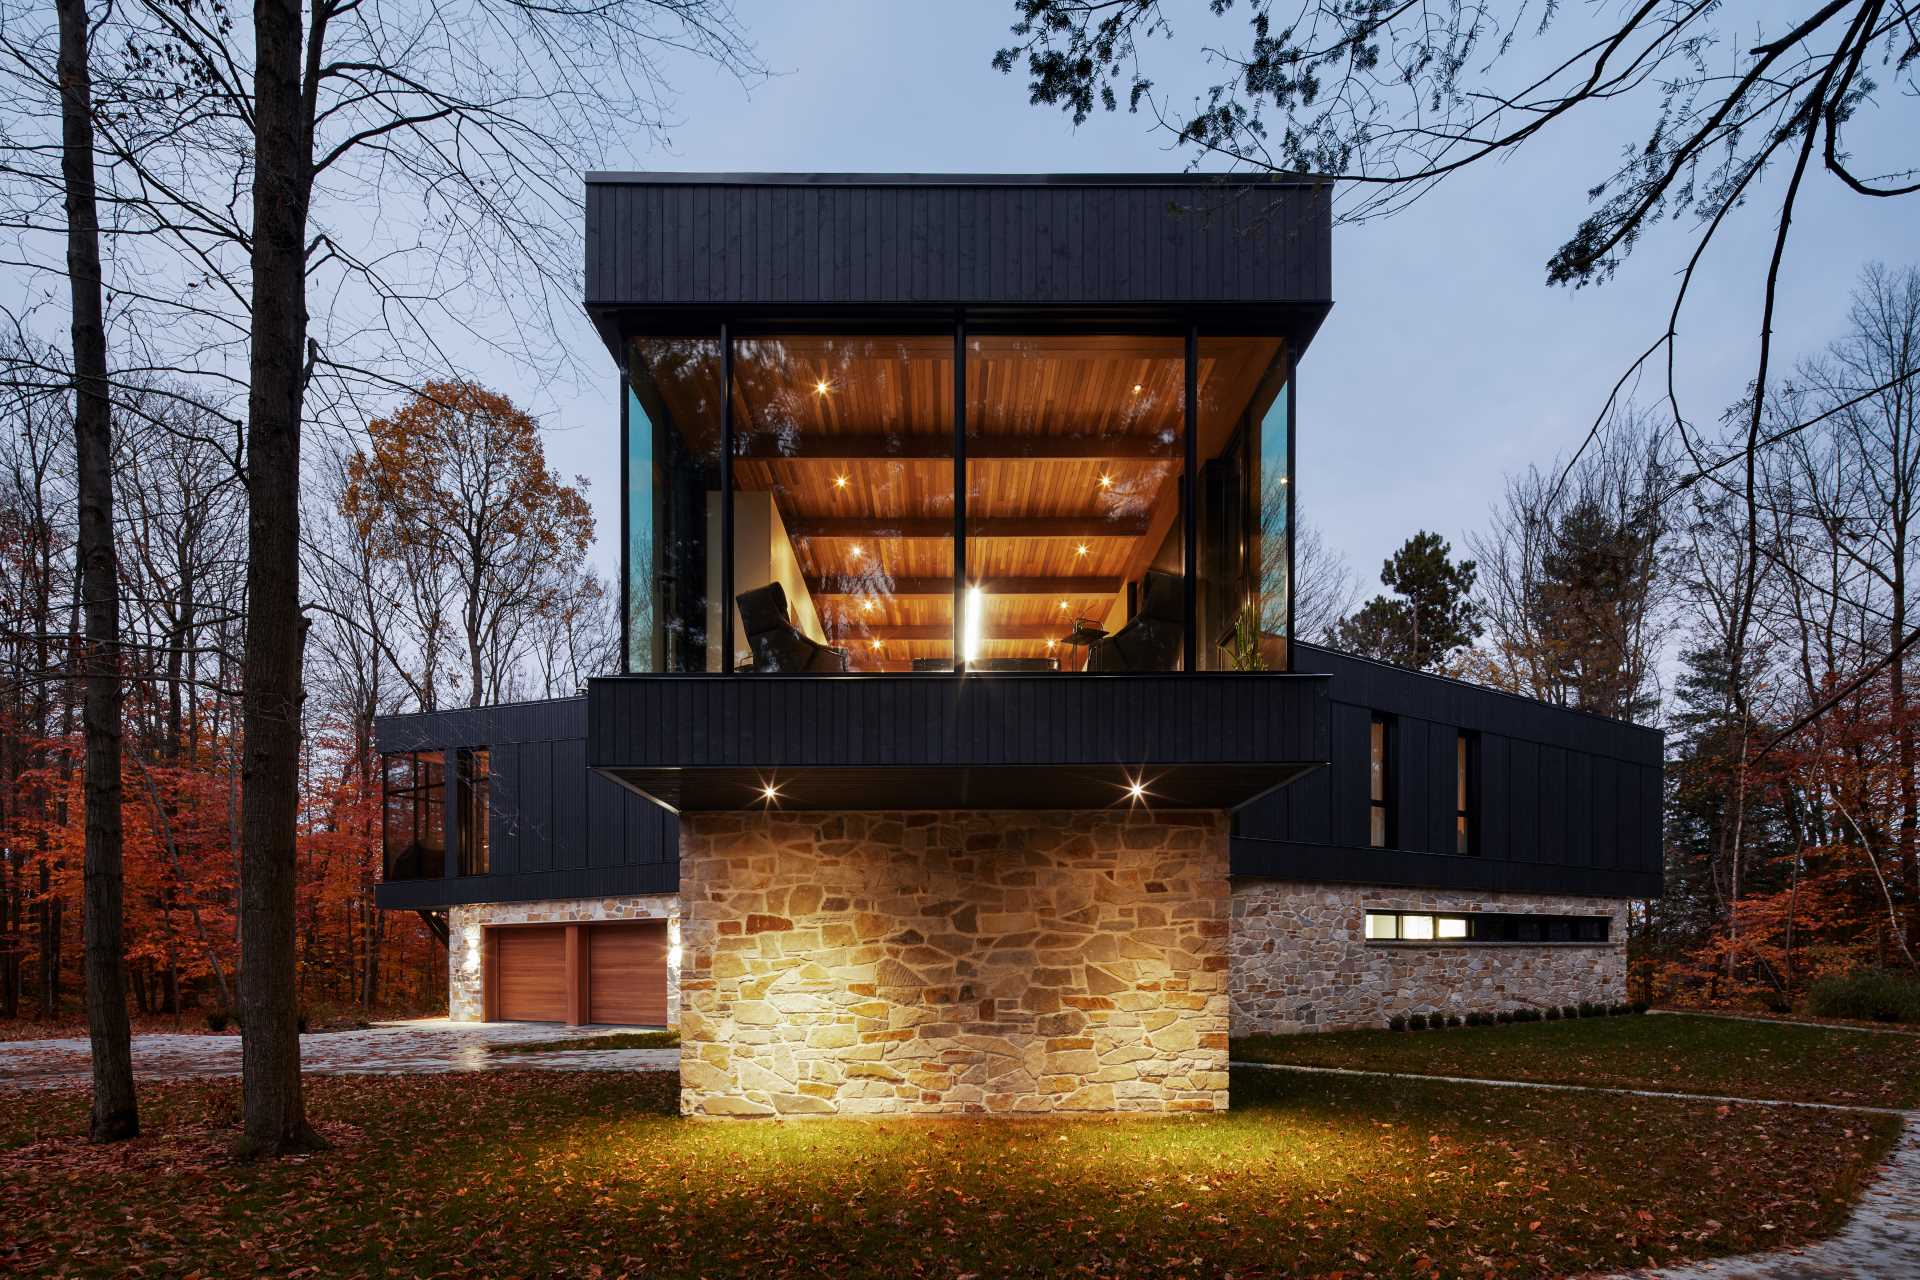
left=729, top=335, right=955, bottom=672
left=381, top=751, right=444, bottom=880
left=965, top=334, right=1184, bottom=672
left=625, top=337, right=725, bottom=672
left=617, top=321, right=1293, bottom=675
left=1196, top=336, right=1291, bottom=670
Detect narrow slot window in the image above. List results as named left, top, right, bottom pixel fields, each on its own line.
left=1369, top=713, right=1395, bottom=848
left=457, top=747, right=490, bottom=877
left=1455, top=731, right=1476, bottom=854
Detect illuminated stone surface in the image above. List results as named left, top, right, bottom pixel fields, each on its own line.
left=1228, top=882, right=1628, bottom=1034
left=678, top=810, right=1230, bottom=1117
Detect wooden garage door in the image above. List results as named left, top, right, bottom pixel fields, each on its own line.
left=587, top=922, right=668, bottom=1026
left=493, top=926, right=567, bottom=1022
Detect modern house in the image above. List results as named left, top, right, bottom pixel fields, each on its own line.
left=375, top=173, right=1663, bottom=1118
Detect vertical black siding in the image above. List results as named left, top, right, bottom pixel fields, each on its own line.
left=585, top=177, right=1333, bottom=307
left=373, top=697, right=678, bottom=910
left=1233, top=645, right=1665, bottom=899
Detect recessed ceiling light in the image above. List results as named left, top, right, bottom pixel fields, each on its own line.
left=760, top=782, right=780, bottom=802
left=833, top=473, right=849, bottom=489
left=870, top=639, right=884, bottom=650
left=1074, top=543, right=1089, bottom=557
left=1131, top=383, right=1143, bottom=394
left=814, top=379, right=831, bottom=396
left=1058, top=600, right=1069, bottom=611
left=860, top=598, right=876, bottom=613
left=849, top=545, right=862, bottom=558
left=1098, top=473, right=1114, bottom=489
left=1127, top=779, right=1147, bottom=801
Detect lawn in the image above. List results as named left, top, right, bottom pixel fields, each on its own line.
left=1233, top=1012, right=1920, bottom=1107
left=0, top=1066, right=1897, bottom=1279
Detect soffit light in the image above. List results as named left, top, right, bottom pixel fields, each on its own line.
left=1127, top=780, right=1147, bottom=801
left=850, top=544, right=863, bottom=559
left=814, top=379, right=832, bottom=396
left=860, top=599, right=876, bottom=613
left=834, top=473, right=850, bottom=490
left=1074, top=543, right=1089, bottom=558
left=1058, top=600, right=1070, bottom=611
left=1098, top=473, right=1115, bottom=490
left=759, top=781, right=781, bottom=803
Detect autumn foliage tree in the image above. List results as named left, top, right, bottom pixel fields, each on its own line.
left=342, top=383, right=599, bottom=710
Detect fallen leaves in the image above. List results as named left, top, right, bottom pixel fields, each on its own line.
left=0, top=1066, right=1899, bottom=1280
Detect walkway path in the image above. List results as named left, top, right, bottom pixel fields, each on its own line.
left=1235, top=1060, right=1920, bottom=1280
left=0, top=1018, right=678, bottom=1090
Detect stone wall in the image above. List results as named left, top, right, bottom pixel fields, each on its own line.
left=678, top=810, right=1230, bottom=1118
left=1229, top=881, right=1627, bottom=1035
left=448, top=894, right=680, bottom=1023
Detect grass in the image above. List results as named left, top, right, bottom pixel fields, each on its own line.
left=1233, top=1012, right=1920, bottom=1107
left=0, top=1066, right=1898, bottom=1278
left=499, top=1029, right=680, bottom=1053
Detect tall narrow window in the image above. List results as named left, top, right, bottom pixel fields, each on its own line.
left=458, top=747, right=490, bottom=876
left=1455, top=731, right=1476, bottom=855
left=381, top=751, right=444, bottom=881
left=1369, top=713, right=1394, bottom=848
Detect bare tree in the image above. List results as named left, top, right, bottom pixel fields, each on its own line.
left=1290, top=511, right=1354, bottom=644
left=54, top=0, right=136, bottom=1142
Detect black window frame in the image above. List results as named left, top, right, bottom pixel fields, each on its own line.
left=1368, top=711, right=1395, bottom=849
left=381, top=750, right=446, bottom=881
left=1455, top=730, right=1478, bottom=856
left=457, top=746, right=490, bottom=877
left=1363, top=909, right=1611, bottom=944
left=617, top=309, right=1305, bottom=679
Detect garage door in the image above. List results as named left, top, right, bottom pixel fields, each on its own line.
left=587, top=922, right=669, bottom=1026
left=493, top=926, right=567, bottom=1021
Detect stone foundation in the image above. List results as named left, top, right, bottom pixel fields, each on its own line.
left=678, top=810, right=1230, bottom=1117
left=449, top=894, right=680, bottom=1023
left=1229, top=881, right=1627, bottom=1034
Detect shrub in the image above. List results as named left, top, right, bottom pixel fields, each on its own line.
left=1444, top=1014, right=1461, bottom=1028
left=1577, top=1001, right=1599, bottom=1018
left=1544, top=1006, right=1561, bottom=1021
left=1388, top=1015, right=1407, bottom=1032
left=1408, top=1013, right=1429, bottom=1031
left=1495, top=1010, right=1514, bottom=1025
left=1806, top=970, right=1920, bottom=1023
left=204, top=1007, right=230, bottom=1033
left=1630, top=1000, right=1649, bottom=1015
left=1610, top=1002, right=1631, bottom=1016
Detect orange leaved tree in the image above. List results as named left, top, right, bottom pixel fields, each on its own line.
left=343, top=382, right=596, bottom=709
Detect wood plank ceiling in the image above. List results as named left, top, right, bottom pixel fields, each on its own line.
left=655, top=334, right=1283, bottom=669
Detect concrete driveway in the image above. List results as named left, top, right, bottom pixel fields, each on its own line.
left=0, top=1018, right=678, bottom=1090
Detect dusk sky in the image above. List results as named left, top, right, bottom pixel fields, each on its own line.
left=503, top=1, right=1919, bottom=601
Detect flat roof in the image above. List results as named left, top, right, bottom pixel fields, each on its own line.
left=585, top=170, right=1324, bottom=188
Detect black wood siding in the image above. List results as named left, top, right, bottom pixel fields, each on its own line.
left=1232, top=645, right=1665, bottom=899
left=372, top=698, right=677, bottom=911
left=584, top=174, right=1333, bottom=307
left=586, top=672, right=1330, bottom=770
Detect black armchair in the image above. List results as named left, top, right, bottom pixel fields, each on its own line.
left=1086, top=570, right=1184, bottom=672
left=735, top=582, right=849, bottom=673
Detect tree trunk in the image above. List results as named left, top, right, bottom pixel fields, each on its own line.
left=58, top=0, right=138, bottom=1143
left=236, top=0, right=320, bottom=1158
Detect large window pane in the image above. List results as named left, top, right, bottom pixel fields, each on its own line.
left=626, top=337, right=725, bottom=672
left=381, top=751, right=444, bottom=881
left=1196, top=336, right=1290, bottom=670
left=965, top=334, right=1183, bottom=672
left=731, top=335, right=954, bottom=672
